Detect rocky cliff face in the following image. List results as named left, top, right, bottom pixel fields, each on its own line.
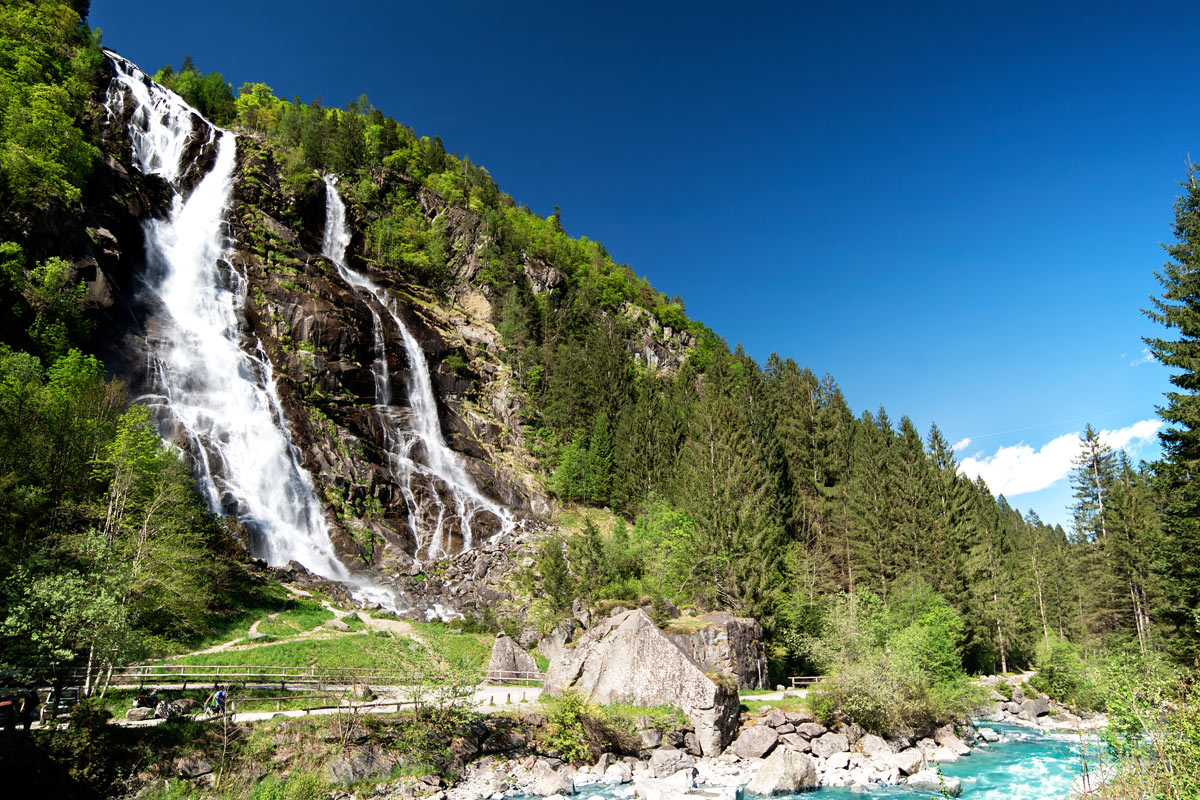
left=56, top=59, right=691, bottom=619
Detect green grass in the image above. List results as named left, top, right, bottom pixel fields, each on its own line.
left=411, top=622, right=492, bottom=673
left=600, top=703, right=688, bottom=731
left=255, top=598, right=335, bottom=639
left=96, top=687, right=338, bottom=716
left=177, top=580, right=292, bottom=653
left=741, top=696, right=811, bottom=714
left=158, top=632, right=434, bottom=671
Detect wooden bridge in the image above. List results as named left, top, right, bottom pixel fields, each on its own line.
left=787, top=675, right=823, bottom=689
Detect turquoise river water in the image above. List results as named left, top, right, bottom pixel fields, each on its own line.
left=562, top=723, right=1102, bottom=800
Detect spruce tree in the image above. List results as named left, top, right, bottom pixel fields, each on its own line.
left=1144, top=164, right=1200, bottom=655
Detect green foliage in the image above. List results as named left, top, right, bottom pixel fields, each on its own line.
left=543, top=690, right=594, bottom=764
left=805, top=583, right=982, bottom=734
left=1028, top=636, right=1106, bottom=711
left=0, top=0, right=101, bottom=218
left=154, top=58, right=235, bottom=124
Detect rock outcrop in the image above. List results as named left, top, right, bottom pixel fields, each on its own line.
left=667, top=612, right=768, bottom=690
left=544, top=609, right=740, bottom=755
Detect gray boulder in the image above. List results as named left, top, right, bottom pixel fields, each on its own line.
left=907, top=768, right=961, bottom=796
left=172, top=756, right=213, bottom=779
left=544, top=609, right=740, bottom=755
left=731, top=726, right=779, bottom=759
left=640, top=728, right=664, bottom=749
left=934, top=725, right=971, bottom=756
left=667, top=612, right=769, bottom=690
left=324, top=617, right=351, bottom=631
left=530, top=761, right=576, bottom=796
left=1021, top=696, right=1051, bottom=717
left=326, top=745, right=396, bottom=786
left=857, top=733, right=891, bottom=759
left=780, top=733, right=810, bottom=752
left=745, top=748, right=818, bottom=795
left=602, top=762, right=633, bottom=785
left=126, top=706, right=155, bottom=721
left=487, top=632, right=539, bottom=682
left=648, top=748, right=695, bottom=778
left=539, top=618, right=579, bottom=664
left=794, top=722, right=825, bottom=739
left=810, top=732, right=849, bottom=759
left=889, top=748, right=924, bottom=776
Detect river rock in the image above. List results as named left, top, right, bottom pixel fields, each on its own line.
left=730, top=725, right=778, bottom=759
left=976, top=727, right=1000, bottom=743
left=810, top=732, right=849, bottom=759
left=641, top=728, right=664, bottom=748
left=173, top=755, right=213, bottom=779
left=544, top=609, right=740, bottom=755
left=825, top=751, right=850, bottom=770
left=889, top=748, right=924, bottom=776
left=745, top=748, right=818, bottom=795
left=648, top=748, right=695, bottom=778
left=934, top=725, right=971, bottom=756
left=780, top=733, right=810, bottom=752
left=857, top=733, right=891, bottom=759
left=794, top=722, right=825, bottom=739
left=602, top=762, right=634, bottom=785
left=530, top=762, right=576, bottom=796
left=1021, top=696, right=1051, bottom=717
left=907, top=768, right=962, bottom=796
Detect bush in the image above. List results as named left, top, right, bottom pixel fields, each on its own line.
left=1030, top=636, right=1105, bottom=711
left=542, top=691, right=639, bottom=764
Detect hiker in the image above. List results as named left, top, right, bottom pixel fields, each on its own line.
left=205, top=685, right=227, bottom=716
left=18, top=687, right=38, bottom=732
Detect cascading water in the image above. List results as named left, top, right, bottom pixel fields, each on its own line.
left=322, top=176, right=515, bottom=559
left=103, top=53, right=393, bottom=607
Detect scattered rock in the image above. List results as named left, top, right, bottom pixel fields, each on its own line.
left=126, top=707, right=155, bottom=721
left=530, top=761, right=576, bottom=796
left=326, top=745, right=395, bottom=786
left=730, top=726, right=778, bottom=760
left=648, top=748, right=695, bottom=778
left=324, top=618, right=351, bottom=631
left=810, top=732, right=849, bottom=759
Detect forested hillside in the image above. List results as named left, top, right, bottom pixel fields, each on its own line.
left=0, top=0, right=1195, bottom=726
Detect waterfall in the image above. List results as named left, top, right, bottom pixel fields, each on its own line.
left=321, top=176, right=515, bottom=559
left=104, top=52, right=394, bottom=608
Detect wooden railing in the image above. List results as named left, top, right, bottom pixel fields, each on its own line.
left=788, top=675, right=823, bottom=688
left=59, top=664, right=545, bottom=690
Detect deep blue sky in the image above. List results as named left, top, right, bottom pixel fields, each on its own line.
left=91, top=0, right=1196, bottom=527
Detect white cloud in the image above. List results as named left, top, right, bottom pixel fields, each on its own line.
left=951, top=437, right=971, bottom=453
left=958, top=419, right=1163, bottom=497
left=1131, top=348, right=1154, bottom=367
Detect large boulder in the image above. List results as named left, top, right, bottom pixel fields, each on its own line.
left=530, top=761, right=576, bottom=796
left=745, top=748, right=818, bottom=795
left=649, top=747, right=695, bottom=777
left=326, top=745, right=396, bottom=786
left=539, top=617, right=579, bottom=664
left=486, top=632, right=539, bottom=682
left=667, top=612, right=769, bottom=690
left=545, top=609, right=740, bottom=755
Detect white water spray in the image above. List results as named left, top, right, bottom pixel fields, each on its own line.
left=104, top=53, right=394, bottom=607
left=321, top=176, right=514, bottom=559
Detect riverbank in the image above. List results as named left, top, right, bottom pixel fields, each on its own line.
left=436, top=684, right=1107, bottom=800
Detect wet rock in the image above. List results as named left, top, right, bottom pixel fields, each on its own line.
left=889, top=748, right=924, bottom=776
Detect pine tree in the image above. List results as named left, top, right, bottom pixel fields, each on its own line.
left=1144, top=164, right=1200, bottom=656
